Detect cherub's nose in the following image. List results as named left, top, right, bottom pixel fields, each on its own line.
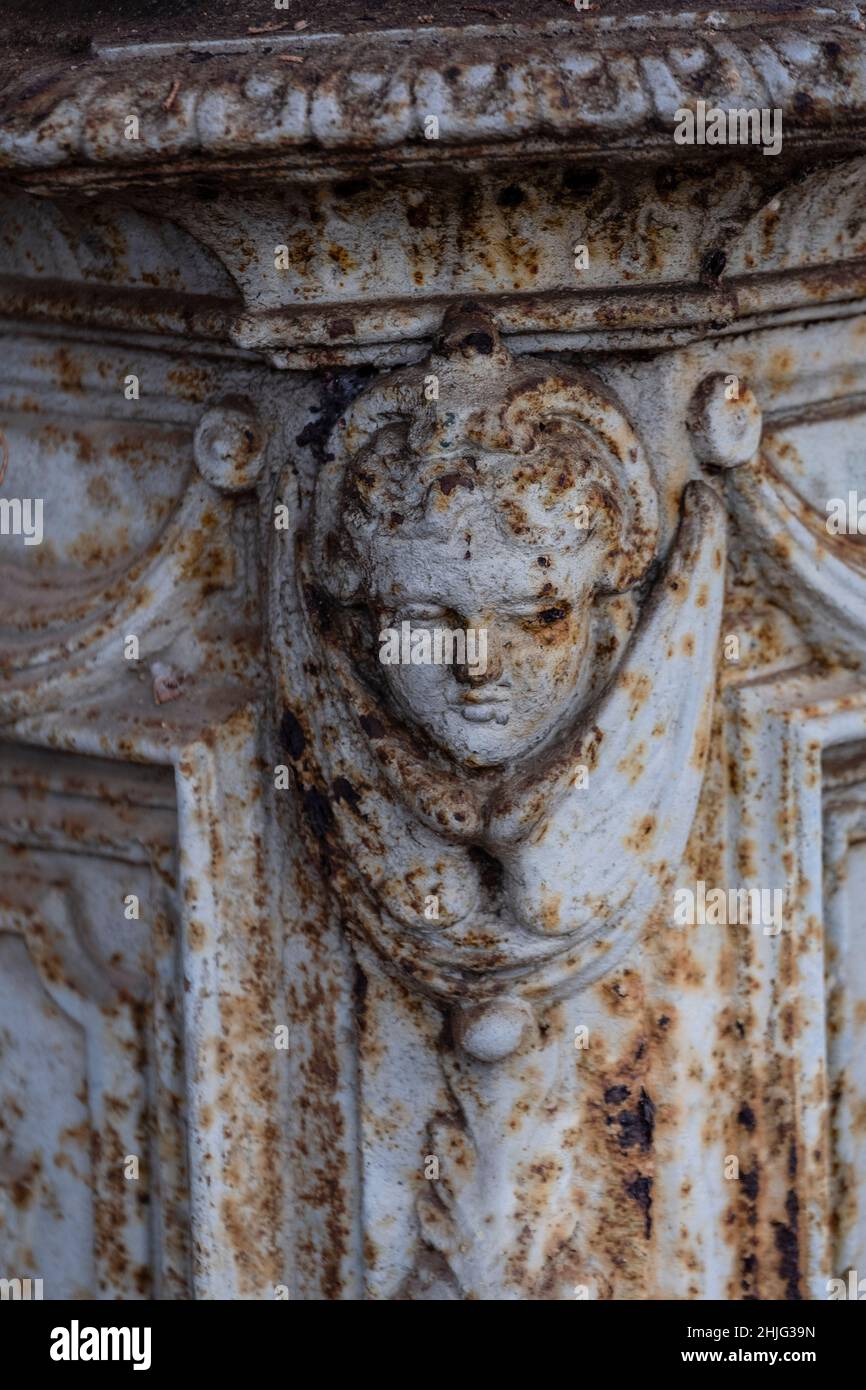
left=455, top=617, right=502, bottom=685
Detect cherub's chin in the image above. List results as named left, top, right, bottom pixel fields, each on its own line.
left=439, top=720, right=518, bottom=768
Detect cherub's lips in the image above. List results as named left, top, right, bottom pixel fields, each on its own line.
left=457, top=692, right=511, bottom=725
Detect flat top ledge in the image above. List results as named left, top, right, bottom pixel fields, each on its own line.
left=0, top=1, right=839, bottom=56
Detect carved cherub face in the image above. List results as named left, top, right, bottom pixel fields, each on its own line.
left=311, top=325, right=659, bottom=772
left=332, top=422, right=648, bottom=768
left=370, top=508, right=596, bottom=767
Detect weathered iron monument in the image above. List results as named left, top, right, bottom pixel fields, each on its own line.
left=1, top=1, right=865, bottom=1301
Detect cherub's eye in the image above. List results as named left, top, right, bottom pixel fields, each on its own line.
left=399, top=604, right=447, bottom=621
left=507, top=599, right=571, bottom=624
left=514, top=602, right=571, bottom=630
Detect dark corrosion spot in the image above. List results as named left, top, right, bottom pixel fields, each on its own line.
left=332, top=776, right=362, bottom=814
left=625, top=1174, right=653, bottom=1239
left=604, top=1085, right=630, bottom=1105
left=295, top=365, right=375, bottom=466
left=352, top=965, right=368, bottom=1025
left=617, top=1087, right=655, bottom=1152
left=460, top=330, right=494, bottom=355
left=334, top=178, right=371, bottom=198
left=303, top=786, right=333, bottom=840
left=438, top=473, right=476, bottom=496
left=193, top=180, right=222, bottom=201
left=305, top=584, right=335, bottom=634
left=360, top=713, right=385, bottom=739
left=823, top=40, right=841, bottom=60
left=445, top=65, right=461, bottom=79
left=737, top=1104, right=756, bottom=1132
left=328, top=317, right=355, bottom=339
left=794, top=90, right=814, bottom=115
left=538, top=606, right=566, bottom=624
left=280, top=708, right=306, bottom=759
left=468, top=845, right=504, bottom=894
left=562, top=167, right=602, bottom=197
left=741, top=1166, right=759, bottom=1201
left=773, top=1189, right=801, bottom=1300
left=537, top=556, right=550, bottom=568
left=389, top=511, right=404, bottom=527
left=497, top=184, right=525, bottom=208
left=701, top=248, right=727, bottom=282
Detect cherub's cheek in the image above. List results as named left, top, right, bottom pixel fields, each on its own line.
left=395, top=666, right=447, bottom=693
left=557, top=632, right=586, bottom=678
left=526, top=634, right=582, bottom=689
left=555, top=653, right=579, bottom=684
left=503, top=640, right=532, bottom=674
